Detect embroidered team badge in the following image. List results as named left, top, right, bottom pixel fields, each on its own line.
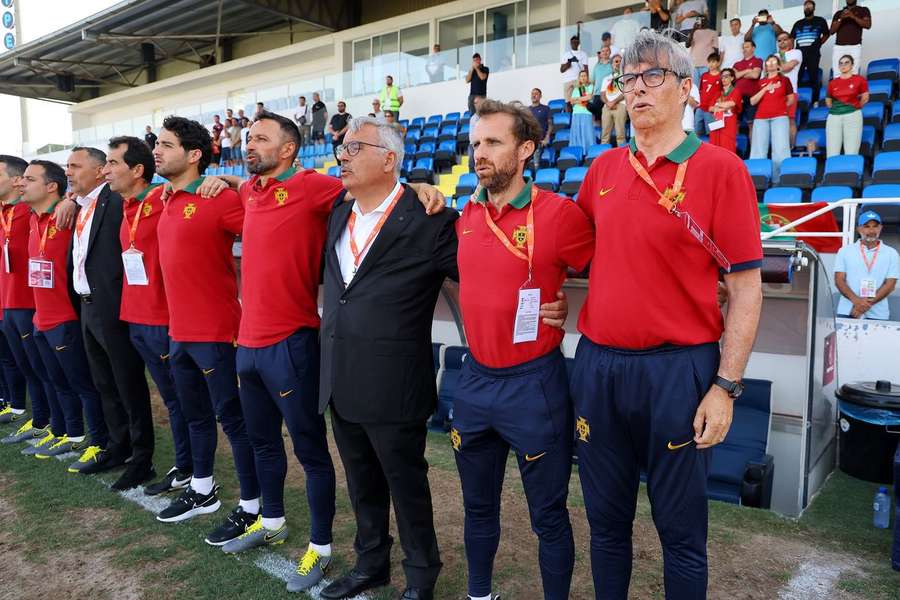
left=575, top=416, right=590, bottom=443
left=142, top=203, right=153, bottom=217
left=449, top=428, right=461, bottom=451
left=512, top=225, right=528, bottom=249
left=47, top=225, right=58, bottom=239
left=274, top=187, right=288, bottom=206
left=183, top=202, right=197, bottom=219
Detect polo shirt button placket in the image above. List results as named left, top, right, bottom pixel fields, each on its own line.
left=339, top=299, right=347, bottom=305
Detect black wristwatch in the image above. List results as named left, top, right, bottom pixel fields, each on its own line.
left=713, top=375, right=744, bottom=398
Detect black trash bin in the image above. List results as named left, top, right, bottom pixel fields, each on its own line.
left=836, top=381, right=900, bottom=484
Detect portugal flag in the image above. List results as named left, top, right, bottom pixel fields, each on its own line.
left=758, top=202, right=842, bottom=253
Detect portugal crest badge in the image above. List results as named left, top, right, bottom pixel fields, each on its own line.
left=183, top=202, right=197, bottom=219
left=575, top=416, right=590, bottom=443
left=274, top=187, right=288, bottom=206
left=512, top=225, right=528, bottom=249
left=450, top=428, right=461, bottom=451
left=142, top=202, right=153, bottom=217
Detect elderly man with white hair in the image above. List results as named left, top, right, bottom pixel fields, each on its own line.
left=572, top=30, right=763, bottom=599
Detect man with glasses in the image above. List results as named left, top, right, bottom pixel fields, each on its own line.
left=572, top=29, right=763, bottom=598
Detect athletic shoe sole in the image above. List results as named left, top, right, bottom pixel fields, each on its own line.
left=156, top=499, right=221, bottom=523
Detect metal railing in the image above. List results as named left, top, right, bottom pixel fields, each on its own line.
left=760, top=197, right=900, bottom=248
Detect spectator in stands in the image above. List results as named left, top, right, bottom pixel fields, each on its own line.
left=645, top=0, right=671, bottom=32
left=600, top=54, right=626, bottom=146
left=466, top=53, right=489, bottom=115
left=226, top=108, right=234, bottom=121
left=383, top=110, right=405, bottom=137
left=210, top=128, right=221, bottom=168
left=229, top=117, right=242, bottom=165
left=144, top=125, right=157, bottom=149
left=734, top=40, right=763, bottom=137
left=426, top=44, right=445, bottom=83
left=328, top=101, right=352, bottom=160
left=745, top=10, right=782, bottom=60
left=211, top=114, right=224, bottom=139
left=379, top=75, right=403, bottom=121
left=255, top=102, right=265, bottom=118
left=589, top=47, right=613, bottom=120
left=696, top=52, right=723, bottom=136
left=834, top=211, right=899, bottom=320
left=311, top=92, right=327, bottom=142
left=750, top=54, right=795, bottom=178
left=687, top=16, right=718, bottom=85
left=561, top=36, right=589, bottom=112
left=570, top=70, right=595, bottom=149
left=825, top=54, right=869, bottom=157
left=294, top=96, right=312, bottom=147
left=830, top=0, right=871, bottom=76
left=674, top=0, right=708, bottom=38
left=790, top=1, right=830, bottom=103
left=220, top=118, right=234, bottom=167
left=599, top=32, right=619, bottom=61
left=370, top=99, right=384, bottom=123
left=467, top=96, right=484, bottom=173
left=719, top=18, right=744, bottom=69
left=708, top=68, right=743, bottom=154
left=529, top=88, right=552, bottom=153
left=777, top=32, right=803, bottom=146
left=683, top=79, right=701, bottom=133
left=240, top=118, right=250, bottom=162
left=237, top=108, right=247, bottom=122
left=611, top=8, right=641, bottom=50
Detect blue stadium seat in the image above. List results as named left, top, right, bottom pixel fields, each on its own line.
left=456, top=194, right=472, bottom=210
left=862, top=184, right=900, bottom=225
left=736, top=133, right=749, bottom=158
left=860, top=125, right=877, bottom=158
left=326, top=165, right=341, bottom=178
left=778, top=157, right=816, bottom=189
left=811, top=185, right=853, bottom=203
left=426, top=114, right=442, bottom=125
left=435, top=346, right=468, bottom=432
left=883, top=123, right=900, bottom=151
left=456, top=172, right=479, bottom=196
left=873, top=151, right=900, bottom=184
left=560, top=166, right=588, bottom=196
left=441, top=112, right=461, bottom=127
left=551, top=129, right=570, bottom=151
left=793, top=129, right=825, bottom=157
left=892, top=100, right=900, bottom=124
left=399, top=119, right=409, bottom=129
left=707, top=379, right=774, bottom=508
left=799, top=67, right=823, bottom=87
left=822, top=154, right=864, bottom=188
left=552, top=112, right=571, bottom=129
left=805, top=105, right=829, bottom=129
left=405, top=129, right=421, bottom=144
left=438, top=124, right=458, bottom=142
left=585, top=143, right=612, bottom=166
left=862, top=102, right=886, bottom=129
left=763, top=187, right=803, bottom=203
left=868, top=58, right=900, bottom=82
left=434, top=140, right=458, bottom=170
left=410, top=117, right=426, bottom=129
left=868, top=79, right=893, bottom=104
left=409, top=157, right=435, bottom=184
left=745, top=158, right=773, bottom=191
left=404, top=142, right=416, bottom=156
left=457, top=122, right=470, bottom=146
left=534, top=168, right=560, bottom=192
left=301, top=158, right=315, bottom=170
left=401, top=158, right=413, bottom=177
left=796, top=87, right=813, bottom=114
left=548, top=98, right=567, bottom=114
left=556, top=146, right=584, bottom=171
left=539, top=147, right=556, bottom=168
left=414, top=141, right=436, bottom=161
left=419, top=125, right=439, bottom=144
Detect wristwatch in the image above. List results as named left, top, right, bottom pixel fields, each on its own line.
left=713, top=375, right=744, bottom=398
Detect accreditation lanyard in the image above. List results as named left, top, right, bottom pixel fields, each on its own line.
left=860, top=241, right=880, bottom=273
left=38, top=214, right=57, bottom=257
left=75, top=198, right=97, bottom=239
left=1, top=205, right=13, bottom=273
left=347, top=184, right=404, bottom=273
left=482, top=184, right=538, bottom=283
left=123, top=200, right=146, bottom=249
left=627, top=151, right=732, bottom=272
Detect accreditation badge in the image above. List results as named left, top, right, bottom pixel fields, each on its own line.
left=27, top=257, right=53, bottom=289
left=3, top=240, right=9, bottom=274
left=513, top=286, right=540, bottom=344
left=122, top=248, right=149, bottom=286
left=860, top=278, right=877, bottom=299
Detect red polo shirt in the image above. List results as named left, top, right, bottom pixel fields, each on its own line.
left=576, top=133, right=762, bottom=349
left=27, top=203, right=77, bottom=331
left=0, top=201, right=36, bottom=310
left=457, top=181, right=594, bottom=368
left=827, top=75, right=868, bottom=111
left=734, top=56, right=763, bottom=97
left=754, top=75, right=794, bottom=120
left=699, top=71, right=722, bottom=111
left=238, top=168, right=343, bottom=347
left=157, top=178, right=243, bottom=343
left=119, top=184, right=169, bottom=326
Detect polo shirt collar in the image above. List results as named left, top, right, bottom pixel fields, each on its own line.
left=181, top=177, right=206, bottom=195
left=474, top=177, right=534, bottom=209
left=1, top=195, right=20, bottom=206
left=31, top=199, right=60, bottom=215
left=131, top=183, right=159, bottom=203
left=274, top=166, right=297, bottom=182
left=629, top=131, right=702, bottom=164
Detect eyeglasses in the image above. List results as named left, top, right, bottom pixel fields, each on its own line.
left=336, top=141, right=389, bottom=156
left=839, top=60, right=852, bottom=66
left=614, top=68, right=685, bottom=92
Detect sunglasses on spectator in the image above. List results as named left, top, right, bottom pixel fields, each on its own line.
left=614, top=68, right=686, bottom=92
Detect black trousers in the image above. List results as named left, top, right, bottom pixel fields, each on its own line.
left=330, top=406, right=442, bottom=589
left=81, top=300, right=154, bottom=465
left=798, top=48, right=822, bottom=102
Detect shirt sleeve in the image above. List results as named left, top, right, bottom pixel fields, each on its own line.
left=313, top=173, right=347, bottom=214
left=711, top=159, right=762, bottom=272
left=784, top=76, right=794, bottom=96
left=554, top=198, right=595, bottom=271
left=218, top=189, right=245, bottom=235
left=833, top=247, right=847, bottom=273
left=887, top=248, right=900, bottom=279
left=575, top=157, right=601, bottom=223
left=859, top=76, right=869, bottom=93
left=432, top=211, right=460, bottom=282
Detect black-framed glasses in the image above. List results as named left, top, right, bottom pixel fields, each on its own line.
left=336, top=141, right=388, bottom=156
left=614, top=68, right=686, bottom=92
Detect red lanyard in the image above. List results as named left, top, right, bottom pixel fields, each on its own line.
left=860, top=242, right=880, bottom=273
left=347, top=185, right=404, bottom=270
left=628, top=149, right=732, bottom=272
left=482, top=185, right=538, bottom=281
left=123, top=200, right=145, bottom=248
left=75, top=199, right=97, bottom=238
left=1, top=205, right=14, bottom=242
left=38, top=214, right=56, bottom=257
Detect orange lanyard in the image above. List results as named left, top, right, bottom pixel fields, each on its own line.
left=123, top=200, right=146, bottom=248
left=347, top=185, right=404, bottom=269
left=75, top=199, right=97, bottom=238
left=38, top=214, right=56, bottom=257
left=627, top=150, right=688, bottom=212
left=860, top=242, right=880, bottom=273
left=1, top=205, right=14, bottom=242
left=482, top=185, right=538, bottom=281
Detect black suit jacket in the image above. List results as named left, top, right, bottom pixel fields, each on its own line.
left=67, top=183, right=125, bottom=317
left=318, top=185, right=459, bottom=423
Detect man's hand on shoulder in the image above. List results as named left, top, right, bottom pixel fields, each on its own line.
left=54, top=194, right=78, bottom=230
left=407, top=182, right=446, bottom=215
left=197, top=176, right=233, bottom=198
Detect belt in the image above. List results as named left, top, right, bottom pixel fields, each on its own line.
left=80, top=294, right=93, bottom=304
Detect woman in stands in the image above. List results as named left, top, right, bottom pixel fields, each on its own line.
left=825, top=55, right=870, bottom=157
left=749, top=54, right=795, bottom=179
left=569, top=69, right=595, bottom=150
left=709, top=67, right=743, bottom=154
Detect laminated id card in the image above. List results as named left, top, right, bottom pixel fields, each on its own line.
left=860, top=278, right=877, bottom=298
left=28, top=258, right=53, bottom=289
left=122, top=248, right=149, bottom=286
left=3, top=240, right=9, bottom=274
left=513, top=287, right=540, bottom=344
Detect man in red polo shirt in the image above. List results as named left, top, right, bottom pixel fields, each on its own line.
left=573, top=30, right=762, bottom=599
left=152, top=117, right=260, bottom=549
left=733, top=40, right=762, bottom=136
left=101, top=136, right=194, bottom=497
left=453, top=99, right=593, bottom=600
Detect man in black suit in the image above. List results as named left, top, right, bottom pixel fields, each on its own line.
left=64, top=146, right=155, bottom=489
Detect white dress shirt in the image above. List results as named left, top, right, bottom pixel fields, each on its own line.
left=336, top=181, right=402, bottom=287
left=72, top=182, right=107, bottom=295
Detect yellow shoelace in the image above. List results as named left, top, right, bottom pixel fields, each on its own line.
left=238, top=515, right=263, bottom=539
left=13, top=419, right=33, bottom=436
left=296, top=549, right=321, bottom=576
left=47, top=435, right=70, bottom=450
left=0, top=406, right=11, bottom=416
left=77, top=445, right=101, bottom=463
left=35, top=430, right=55, bottom=447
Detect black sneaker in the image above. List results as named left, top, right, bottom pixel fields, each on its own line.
left=157, top=485, right=221, bottom=523
left=79, top=449, right=127, bottom=475
left=204, top=506, right=259, bottom=546
left=144, top=466, right=192, bottom=496
left=111, top=463, right=157, bottom=491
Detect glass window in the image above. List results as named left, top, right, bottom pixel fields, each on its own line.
left=486, top=3, right=518, bottom=73
left=372, top=32, right=399, bottom=97
left=353, top=38, right=372, bottom=97
left=399, top=24, right=429, bottom=87
left=528, top=0, right=561, bottom=68
left=439, top=14, right=476, bottom=80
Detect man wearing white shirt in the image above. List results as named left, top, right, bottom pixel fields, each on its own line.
left=719, top=18, right=745, bottom=69
left=675, top=0, right=709, bottom=37
left=561, top=36, right=589, bottom=111
left=294, top=96, right=313, bottom=147
left=777, top=32, right=803, bottom=146
left=835, top=211, right=899, bottom=320
left=683, top=81, right=701, bottom=132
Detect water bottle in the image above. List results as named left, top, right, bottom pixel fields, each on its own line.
left=874, top=487, right=891, bottom=529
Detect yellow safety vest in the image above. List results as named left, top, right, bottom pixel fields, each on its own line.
left=380, top=85, right=401, bottom=111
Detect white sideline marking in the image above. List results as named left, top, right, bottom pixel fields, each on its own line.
left=778, top=560, right=847, bottom=599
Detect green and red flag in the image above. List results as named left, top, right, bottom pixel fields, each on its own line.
left=758, top=202, right=842, bottom=253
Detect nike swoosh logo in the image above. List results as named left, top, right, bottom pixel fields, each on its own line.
left=462, top=229, right=473, bottom=235
left=264, top=530, right=283, bottom=542
left=55, top=345, right=67, bottom=351
left=524, top=452, right=547, bottom=462
left=279, top=389, right=294, bottom=398
left=667, top=440, right=693, bottom=451
left=599, top=187, right=614, bottom=197
left=202, top=368, right=215, bottom=375
left=159, top=353, right=170, bottom=360
left=20, top=333, right=30, bottom=339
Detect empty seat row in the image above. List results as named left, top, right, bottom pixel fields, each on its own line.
left=747, top=152, right=900, bottom=191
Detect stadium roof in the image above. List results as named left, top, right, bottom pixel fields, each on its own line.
left=0, top=0, right=359, bottom=103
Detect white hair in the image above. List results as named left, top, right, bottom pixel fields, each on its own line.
left=346, top=116, right=405, bottom=177
left=621, top=29, right=693, bottom=80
